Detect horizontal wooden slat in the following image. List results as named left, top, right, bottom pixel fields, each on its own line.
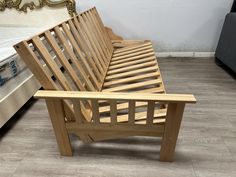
left=102, top=79, right=162, bottom=92
left=105, top=66, right=158, bottom=80
left=110, top=52, right=156, bottom=65
left=66, top=122, right=164, bottom=135
left=135, top=87, right=165, bottom=93
left=109, top=56, right=156, bottom=70
left=103, top=72, right=159, bottom=87
left=114, top=42, right=152, bottom=54
left=113, top=45, right=153, bottom=57
left=107, top=60, right=156, bottom=75
left=112, top=48, right=154, bottom=61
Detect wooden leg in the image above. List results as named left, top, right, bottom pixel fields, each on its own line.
left=160, top=103, right=185, bottom=162
left=46, top=99, right=73, bottom=156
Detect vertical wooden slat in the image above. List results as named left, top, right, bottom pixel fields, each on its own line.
left=44, top=31, right=86, bottom=91
left=88, top=9, right=112, bottom=51
left=160, top=103, right=185, bottom=162
left=54, top=26, right=101, bottom=89
left=45, top=98, right=72, bottom=156
left=61, top=22, right=103, bottom=82
left=110, top=100, right=117, bottom=125
left=91, top=100, right=100, bottom=124
left=32, top=36, right=72, bottom=91
left=86, top=11, right=111, bottom=60
left=72, top=99, right=83, bottom=124
left=91, top=8, right=114, bottom=51
left=78, top=15, right=107, bottom=71
left=146, top=101, right=155, bottom=125
left=58, top=23, right=101, bottom=90
left=128, top=101, right=135, bottom=124
left=68, top=19, right=103, bottom=85
left=80, top=14, right=107, bottom=64
left=82, top=12, right=109, bottom=63
left=14, top=41, right=57, bottom=90
left=73, top=17, right=105, bottom=75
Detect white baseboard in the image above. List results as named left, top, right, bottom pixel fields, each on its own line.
left=156, top=52, right=215, bottom=58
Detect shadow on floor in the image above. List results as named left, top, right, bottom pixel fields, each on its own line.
left=0, top=98, right=37, bottom=140
left=215, top=58, right=236, bottom=80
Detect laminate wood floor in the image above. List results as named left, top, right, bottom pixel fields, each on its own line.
left=0, top=58, right=235, bottom=177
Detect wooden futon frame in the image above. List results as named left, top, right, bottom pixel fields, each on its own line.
left=14, top=7, right=196, bottom=162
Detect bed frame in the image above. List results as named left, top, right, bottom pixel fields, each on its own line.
left=14, top=7, right=196, bottom=161
left=0, top=0, right=75, bottom=128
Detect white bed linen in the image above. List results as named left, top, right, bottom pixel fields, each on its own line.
left=0, top=26, right=43, bottom=63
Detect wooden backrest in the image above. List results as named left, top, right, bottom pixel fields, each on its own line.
left=14, top=7, right=114, bottom=121
left=14, top=7, right=113, bottom=93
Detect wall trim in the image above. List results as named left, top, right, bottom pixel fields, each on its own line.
left=156, top=52, right=215, bottom=58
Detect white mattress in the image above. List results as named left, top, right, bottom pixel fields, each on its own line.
left=0, top=26, right=43, bottom=62
left=0, top=26, right=43, bottom=86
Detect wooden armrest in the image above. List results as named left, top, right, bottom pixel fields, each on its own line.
left=34, top=91, right=196, bottom=104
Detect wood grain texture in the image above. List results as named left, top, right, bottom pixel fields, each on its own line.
left=13, top=7, right=196, bottom=162
left=0, top=58, right=235, bottom=176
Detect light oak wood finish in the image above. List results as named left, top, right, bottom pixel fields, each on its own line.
left=1, top=57, right=235, bottom=177
left=14, top=7, right=196, bottom=161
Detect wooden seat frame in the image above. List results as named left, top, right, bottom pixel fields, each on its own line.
left=14, top=7, right=196, bottom=162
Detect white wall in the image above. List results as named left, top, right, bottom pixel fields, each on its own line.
left=77, top=0, right=233, bottom=53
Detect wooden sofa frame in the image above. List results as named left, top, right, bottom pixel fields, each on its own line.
left=14, top=7, right=196, bottom=162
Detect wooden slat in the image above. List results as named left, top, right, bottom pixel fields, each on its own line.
left=135, top=87, right=165, bottom=93
left=113, top=45, right=153, bottom=57
left=44, top=31, right=86, bottom=91
left=78, top=15, right=107, bottom=71
left=110, top=52, right=156, bottom=65
left=53, top=26, right=101, bottom=90
left=67, top=20, right=103, bottom=86
left=92, top=8, right=113, bottom=51
left=103, top=72, right=159, bottom=87
left=14, top=41, right=76, bottom=122
left=83, top=12, right=110, bottom=62
left=109, top=100, right=117, bottom=125
left=73, top=17, right=105, bottom=74
left=32, top=36, right=73, bottom=91
left=146, top=101, right=155, bottom=125
left=72, top=99, right=83, bottom=124
left=99, top=101, right=147, bottom=114
left=107, top=60, right=156, bottom=75
left=81, top=13, right=108, bottom=64
left=114, top=42, right=152, bottom=54
left=86, top=10, right=112, bottom=58
left=66, top=122, right=164, bottom=136
left=112, top=48, right=154, bottom=61
left=91, top=100, right=100, bottom=124
left=102, top=79, right=162, bottom=92
left=109, top=56, right=156, bottom=70
left=128, top=101, right=135, bottom=125
left=100, top=109, right=167, bottom=124
left=105, top=66, right=158, bottom=80
left=61, top=22, right=104, bottom=88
